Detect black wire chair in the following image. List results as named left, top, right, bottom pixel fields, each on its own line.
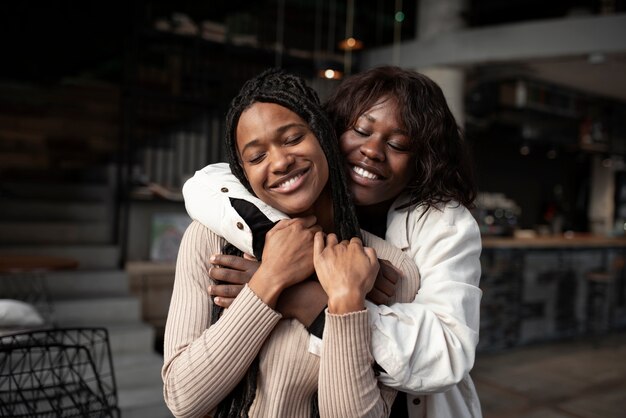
left=0, top=328, right=119, bottom=417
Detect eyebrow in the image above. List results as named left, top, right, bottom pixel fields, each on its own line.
left=239, top=122, right=308, bottom=155
left=362, top=113, right=376, bottom=123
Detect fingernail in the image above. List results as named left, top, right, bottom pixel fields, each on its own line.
left=214, top=297, right=220, bottom=305
left=209, top=255, right=216, bottom=263
left=207, top=285, right=212, bottom=293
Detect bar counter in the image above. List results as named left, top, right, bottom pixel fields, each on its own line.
left=478, top=233, right=626, bottom=352
left=482, top=233, right=626, bottom=249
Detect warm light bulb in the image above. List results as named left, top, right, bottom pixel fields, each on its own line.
left=520, top=145, right=530, bottom=156
left=338, top=37, right=363, bottom=51
left=324, top=69, right=336, bottom=79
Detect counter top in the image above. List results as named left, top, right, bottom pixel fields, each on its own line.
left=482, top=234, right=626, bottom=249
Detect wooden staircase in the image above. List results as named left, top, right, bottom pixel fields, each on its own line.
left=0, top=79, right=172, bottom=417
left=0, top=174, right=172, bottom=417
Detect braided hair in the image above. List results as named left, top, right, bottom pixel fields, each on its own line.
left=213, top=68, right=361, bottom=417
left=225, top=68, right=360, bottom=242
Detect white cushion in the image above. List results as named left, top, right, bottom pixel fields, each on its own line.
left=0, top=299, right=45, bottom=328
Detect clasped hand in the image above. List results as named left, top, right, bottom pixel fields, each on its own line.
left=247, top=216, right=321, bottom=307
left=313, top=232, right=379, bottom=314
left=209, top=219, right=399, bottom=317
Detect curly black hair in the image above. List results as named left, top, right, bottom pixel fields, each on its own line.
left=214, top=68, right=360, bottom=418
left=325, top=66, right=477, bottom=213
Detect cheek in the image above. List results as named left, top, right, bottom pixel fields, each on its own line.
left=242, top=166, right=264, bottom=195
left=392, top=157, right=415, bottom=189
left=320, top=158, right=329, bottom=185
left=313, top=146, right=330, bottom=183
left=339, top=132, right=354, bottom=156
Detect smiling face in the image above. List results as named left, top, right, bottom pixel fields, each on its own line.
left=236, top=102, right=330, bottom=216
left=339, top=96, right=415, bottom=208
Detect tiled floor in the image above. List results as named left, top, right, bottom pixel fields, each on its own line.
left=473, top=332, right=626, bottom=418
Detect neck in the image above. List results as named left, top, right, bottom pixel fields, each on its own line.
left=356, top=200, right=394, bottom=238
left=294, top=185, right=335, bottom=233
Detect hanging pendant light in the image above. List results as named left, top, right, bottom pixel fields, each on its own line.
left=392, top=0, right=403, bottom=65
left=275, top=0, right=285, bottom=68
left=317, top=0, right=343, bottom=80
left=342, top=0, right=356, bottom=75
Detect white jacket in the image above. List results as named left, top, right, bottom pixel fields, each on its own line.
left=183, top=163, right=483, bottom=418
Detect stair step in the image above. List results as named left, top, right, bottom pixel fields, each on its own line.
left=118, top=385, right=172, bottom=418
left=46, top=270, right=129, bottom=298
left=1, top=181, right=112, bottom=201
left=52, top=297, right=141, bottom=325
left=106, top=323, right=155, bottom=355
left=0, top=199, right=109, bottom=222
left=113, top=353, right=163, bottom=390
left=0, top=245, right=120, bottom=269
left=0, top=163, right=170, bottom=417
left=0, top=222, right=112, bottom=245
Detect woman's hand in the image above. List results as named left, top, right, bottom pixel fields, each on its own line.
left=208, top=253, right=259, bottom=308
left=249, top=216, right=321, bottom=307
left=313, top=232, right=379, bottom=314
left=209, top=252, right=327, bottom=323
left=276, top=280, right=327, bottom=327
left=366, top=259, right=400, bottom=305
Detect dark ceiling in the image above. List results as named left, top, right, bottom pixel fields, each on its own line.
left=1, top=0, right=623, bottom=84
left=0, top=2, right=128, bottom=83
left=0, top=1, right=412, bottom=83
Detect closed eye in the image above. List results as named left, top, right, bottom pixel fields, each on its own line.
left=353, top=127, right=369, bottom=137
left=247, top=153, right=266, bottom=164
left=285, top=134, right=305, bottom=146
left=388, top=142, right=410, bottom=152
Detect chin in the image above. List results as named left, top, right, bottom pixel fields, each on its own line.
left=349, top=186, right=371, bottom=207
left=278, top=201, right=315, bottom=216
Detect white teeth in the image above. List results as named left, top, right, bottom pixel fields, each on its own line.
left=277, top=173, right=302, bottom=189
left=352, top=166, right=379, bottom=180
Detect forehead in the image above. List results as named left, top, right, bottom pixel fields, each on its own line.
left=359, top=96, right=405, bottom=128
left=236, top=102, right=310, bottom=152
left=237, top=102, right=304, bottom=135
left=361, top=96, right=399, bottom=117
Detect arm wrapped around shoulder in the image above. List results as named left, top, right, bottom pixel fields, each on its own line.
left=368, top=204, right=482, bottom=394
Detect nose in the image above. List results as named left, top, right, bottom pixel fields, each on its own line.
left=360, top=137, right=385, bottom=161
left=269, top=147, right=295, bottom=173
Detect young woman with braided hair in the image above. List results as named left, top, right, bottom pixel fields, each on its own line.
left=183, top=66, right=483, bottom=417
left=163, top=69, right=419, bottom=417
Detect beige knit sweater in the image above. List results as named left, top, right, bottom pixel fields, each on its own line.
left=162, top=221, right=420, bottom=418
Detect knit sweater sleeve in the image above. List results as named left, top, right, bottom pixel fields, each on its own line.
left=318, top=310, right=395, bottom=418
left=162, top=221, right=281, bottom=418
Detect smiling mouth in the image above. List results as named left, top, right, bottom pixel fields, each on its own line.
left=277, top=173, right=302, bottom=188
left=270, top=168, right=309, bottom=192
left=352, top=165, right=380, bottom=180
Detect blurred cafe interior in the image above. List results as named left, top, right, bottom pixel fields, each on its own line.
left=1, top=1, right=625, bottom=417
